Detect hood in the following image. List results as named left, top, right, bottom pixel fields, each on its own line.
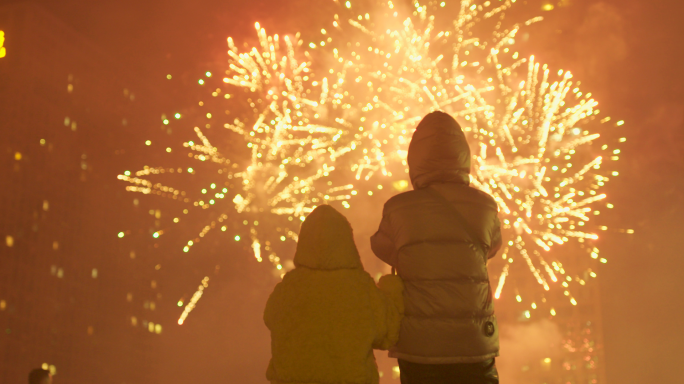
left=407, top=111, right=471, bottom=189
left=293, top=205, right=362, bottom=270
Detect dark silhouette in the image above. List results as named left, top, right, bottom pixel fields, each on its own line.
left=371, top=111, right=502, bottom=383
left=28, top=369, right=51, bottom=384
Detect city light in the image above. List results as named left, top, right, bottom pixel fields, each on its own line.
left=0, top=30, right=6, bottom=58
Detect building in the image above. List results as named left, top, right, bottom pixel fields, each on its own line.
left=0, top=4, right=166, bottom=383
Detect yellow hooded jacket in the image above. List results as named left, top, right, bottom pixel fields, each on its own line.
left=264, top=205, right=404, bottom=384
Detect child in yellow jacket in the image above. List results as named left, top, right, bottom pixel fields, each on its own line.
left=264, top=205, right=404, bottom=384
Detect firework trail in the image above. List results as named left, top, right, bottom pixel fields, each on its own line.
left=177, top=276, right=209, bottom=325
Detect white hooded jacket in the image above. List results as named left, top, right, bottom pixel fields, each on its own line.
left=371, top=111, right=502, bottom=364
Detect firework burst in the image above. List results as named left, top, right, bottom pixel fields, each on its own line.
left=119, top=24, right=353, bottom=278
left=119, top=1, right=629, bottom=320
left=311, top=0, right=629, bottom=309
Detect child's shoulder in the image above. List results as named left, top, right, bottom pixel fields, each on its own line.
left=383, top=189, right=423, bottom=211
left=459, top=185, right=499, bottom=210
left=278, top=266, right=376, bottom=285
left=383, top=185, right=497, bottom=213
left=464, top=186, right=497, bottom=204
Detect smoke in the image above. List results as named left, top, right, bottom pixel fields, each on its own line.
left=574, top=3, right=628, bottom=78
left=496, top=319, right=562, bottom=384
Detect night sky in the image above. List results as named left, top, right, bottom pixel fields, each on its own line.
left=8, top=0, right=684, bottom=383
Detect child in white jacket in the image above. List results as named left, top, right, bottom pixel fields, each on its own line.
left=264, top=205, right=403, bottom=384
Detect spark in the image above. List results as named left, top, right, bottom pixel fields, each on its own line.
left=178, top=276, right=209, bottom=325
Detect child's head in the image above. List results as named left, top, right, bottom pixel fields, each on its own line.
left=293, top=205, right=362, bottom=270
left=407, top=111, right=470, bottom=189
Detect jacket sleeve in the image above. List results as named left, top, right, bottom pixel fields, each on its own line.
left=487, top=215, right=502, bottom=260
left=263, top=282, right=283, bottom=330
left=370, top=211, right=398, bottom=267
left=371, top=275, right=404, bottom=350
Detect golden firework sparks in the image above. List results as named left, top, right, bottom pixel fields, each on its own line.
left=315, top=0, right=630, bottom=310
left=119, top=1, right=630, bottom=318
left=177, top=276, right=209, bottom=325
left=119, top=25, right=355, bottom=323
left=120, top=24, right=359, bottom=322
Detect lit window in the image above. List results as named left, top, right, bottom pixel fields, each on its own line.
left=0, top=30, right=5, bottom=58
left=5, top=236, right=13, bottom=247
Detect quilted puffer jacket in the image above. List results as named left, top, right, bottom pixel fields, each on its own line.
left=371, top=111, right=502, bottom=364
left=264, top=205, right=404, bottom=384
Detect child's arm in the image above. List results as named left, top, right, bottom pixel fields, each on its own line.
left=371, top=214, right=398, bottom=267
left=370, top=275, right=404, bottom=350
left=263, top=282, right=284, bottom=329
left=487, top=215, right=503, bottom=260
